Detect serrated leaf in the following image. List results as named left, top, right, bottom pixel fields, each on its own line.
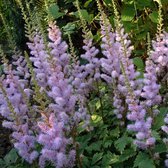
left=102, top=153, right=119, bottom=166
left=104, top=140, right=113, bottom=148
left=149, top=11, right=158, bottom=23
left=110, top=127, right=120, bottom=138
left=4, top=149, right=18, bottom=165
left=134, top=152, right=155, bottom=168
left=86, top=141, right=102, bottom=153
left=115, top=135, right=133, bottom=152
left=121, top=5, right=135, bottom=21
left=154, top=142, right=167, bottom=153
left=91, top=153, right=103, bottom=165
left=82, top=156, right=90, bottom=167
left=119, top=149, right=137, bottom=162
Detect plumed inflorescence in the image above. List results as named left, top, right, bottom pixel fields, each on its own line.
left=99, top=7, right=158, bottom=148
left=0, top=59, right=38, bottom=163
left=151, top=32, right=168, bottom=73
left=115, top=26, right=157, bottom=149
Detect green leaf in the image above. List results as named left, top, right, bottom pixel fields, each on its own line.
left=154, top=142, right=167, bottom=153
left=62, top=22, right=76, bottom=34
left=4, top=149, right=18, bottom=165
left=48, top=4, right=65, bottom=19
left=104, top=0, right=112, bottom=6
left=72, top=10, right=92, bottom=23
left=0, top=159, right=5, bottom=166
left=82, top=156, right=90, bottom=167
left=121, top=5, right=135, bottom=21
left=134, top=152, right=155, bottom=168
left=151, top=130, right=161, bottom=140
left=149, top=11, right=158, bottom=23
left=104, top=140, right=113, bottom=148
left=0, top=65, right=4, bottom=75
left=136, top=0, right=151, bottom=8
left=101, top=152, right=119, bottom=166
left=84, top=0, right=93, bottom=7
left=122, top=0, right=134, bottom=5
left=133, top=50, right=145, bottom=56
left=91, top=153, right=103, bottom=165
left=115, top=135, right=133, bottom=152
left=91, top=114, right=102, bottom=124
left=153, top=107, right=168, bottom=130
left=110, top=127, right=120, bottom=138
left=119, top=149, right=137, bottom=162
left=86, top=141, right=102, bottom=153
left=133, top=57, right=144, bottom=71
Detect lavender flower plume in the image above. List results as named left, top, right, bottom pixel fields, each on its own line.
left=0, top=64, right=38, bottom=163
left=99, top=14, right=125, bottom=119
left=27, top=22, right=77, bottom=167
left=141, top=58, right=161, bottom=109
left=151, top=32, right=168, bottom=73
left=115, top=25, right=155, bottom=148
left=27, top=32, right=50, bottom=89
left=38, top=113, right=75, bottom=168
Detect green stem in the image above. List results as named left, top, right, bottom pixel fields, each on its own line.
left=96, top=80, right=105, bottom=123
left=72, top=125, right=82, bottom=168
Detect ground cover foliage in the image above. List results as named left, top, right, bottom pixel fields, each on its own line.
left=0, top=0, right=168, bottom=167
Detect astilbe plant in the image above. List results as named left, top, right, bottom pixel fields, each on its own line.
left=1, top=0, right=168, bottom=167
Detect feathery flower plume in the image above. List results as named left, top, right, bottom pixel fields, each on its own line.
left=27, top=21, right=77, bottom=168
left=111, top=0, right=156, bottom=148
left=0, top=64, right=38, bottom=163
